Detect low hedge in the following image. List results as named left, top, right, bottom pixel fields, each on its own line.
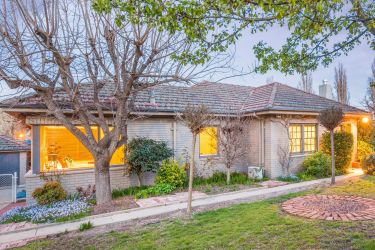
left=322, top=131, right=353, bottom=173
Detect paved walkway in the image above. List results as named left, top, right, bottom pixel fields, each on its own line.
left=136, top=191, right=208, bottom=208
left=282, top=194, right=375, bottom=221
left=0, top=171, right=363, bottom=248
left=0, top=201, right=26, bottom=215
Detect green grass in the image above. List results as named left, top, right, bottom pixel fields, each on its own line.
left=192, top=172, right=256, bottom=187
left=321, top=175, right=375, bottom=199
left=112, top=186, right=150, bottom=199
left=18, top=176, right=375, bottom=250
left=79, top=221, right=93, bottom=231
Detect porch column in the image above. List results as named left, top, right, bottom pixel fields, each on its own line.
left=32, top=125, right=40, bottom=174
left=350, top=120, right=358, bottom=162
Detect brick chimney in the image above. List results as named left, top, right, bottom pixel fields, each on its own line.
left=319, top=79, right=334, bottom=100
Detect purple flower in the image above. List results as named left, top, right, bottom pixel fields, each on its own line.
left=0, top=199, right=91, bottom=223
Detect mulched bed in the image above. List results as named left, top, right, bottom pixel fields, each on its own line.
left=282, top=194, right=375, bottom=221
left=193, top=183, right=261, bottom=195
left=92, top=196, right=139, bottom=215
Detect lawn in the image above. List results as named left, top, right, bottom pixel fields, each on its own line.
left=18, top=176, right=375, bottom=250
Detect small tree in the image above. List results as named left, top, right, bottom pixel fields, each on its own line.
left=177, top=105, right=213, bottom=215
left=218, top=115, right=249, bottom=184
left=317, top=106, right=344, bottom=184
left=127, top=138, right=173, bottom=186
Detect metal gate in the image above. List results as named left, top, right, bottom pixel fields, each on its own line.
left=0, top=172, right=17, bottom=204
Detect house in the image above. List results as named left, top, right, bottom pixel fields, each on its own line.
left=0, top=136, right=30, bottom=186
left=0, top=136, right=30, bottom=204
left=0, top=82, right=369, bottom=201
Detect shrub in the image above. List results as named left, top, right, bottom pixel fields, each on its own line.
left=156, top=160, right=186, bottom=188
left=276, top=175, right=300, bottom=183
left=302, top=152, right=331, bottom=178
left=358, top=140, right=373, bottom=163
left=79, top=221, right=93, bottom=231
left=127, top=137, right=173, bottom=185
left=362, top=153, right=375, bottom=175
left=134, top=183, right=175, bottom=199
left=322, top=131, right=353, bottom=172
left=191, top=172, right=252, bottom=186
left=0, top=199, right=91, bottom=223
left=32, top=181, right=67, bottom=205
left=112, top=186, right=150, bottom=199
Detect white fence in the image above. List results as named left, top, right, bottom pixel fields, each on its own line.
left=0, top=172, right=17, bottom=204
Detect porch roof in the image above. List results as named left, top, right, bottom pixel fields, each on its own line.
left=0, top=136, right=30, bottom=152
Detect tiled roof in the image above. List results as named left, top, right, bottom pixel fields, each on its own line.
left=0, top=136, right=30, bottom=152
left=0, top=81, right=367, bottom=115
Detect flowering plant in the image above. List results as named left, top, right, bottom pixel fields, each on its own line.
left=0, top=199, right=91, bottom=224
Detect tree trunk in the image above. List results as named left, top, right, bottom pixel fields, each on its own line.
left=95, top=158, right=112, bottom=205
left=330, top=130, right=336, bottom=185
left=226, top=167, right=230, bottom=185
left=136, top=172, right=142, bottom=187
left=187, top=134, right=196, bottom=215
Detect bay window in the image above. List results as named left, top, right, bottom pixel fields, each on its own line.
left=40, top=126, right=125, bottom=172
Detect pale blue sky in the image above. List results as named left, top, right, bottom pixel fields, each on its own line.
left=210, top=25, right=375, bottom=108
left=1, top=25, right=374, bottom=108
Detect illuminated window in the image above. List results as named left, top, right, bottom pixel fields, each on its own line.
left=99, top=128, right=125, bottom=165
left=40, top=126, right=125, bottom=172
left=289, top=125, right=302, bottom=153
left=40, top=126, right=98, bottom=171
left=199, top=127, right=218, bottom=156
left=289, top=124, right=317, bottom=154
left=304, top=125, right=316, bottom=152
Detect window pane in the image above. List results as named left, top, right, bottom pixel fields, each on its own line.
left=99, top=128, right=125, bottom=165
left=304, top=125, right=316, bottom=152
left=40, top=126, right=97, bottom=171
left=289, top=125, right=302, bottom=153
left=199, top=127, right=218, bottom=156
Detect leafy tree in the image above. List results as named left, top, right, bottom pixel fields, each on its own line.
left=318, top=106, right=344, bottom=184
left=0, top=0, right=223, bottom=204
left=127, top=138, right=173, bottom=186
left=94, top=0, right=374, bottom=73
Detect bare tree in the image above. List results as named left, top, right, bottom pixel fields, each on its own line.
left=177, top=105, right=213, bottom=215
left=317, top=106, right=343, bottom=184
left=334, top=63, right=350, bottom=104
left=0, top=0, right=226, bottom=204
left=273, top=116, right=293, bottom=177
left=364, top=59, right=375, bottom=113
left=218, top=115, right=249, bottom=184
left=298, top=72, right=313, bottom=93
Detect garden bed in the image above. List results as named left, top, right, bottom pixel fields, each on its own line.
left=16, top=175, right=375, bottom=250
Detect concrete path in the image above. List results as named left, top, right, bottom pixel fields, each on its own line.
left=0, top=170, right=363, bottom=248
left=136, top=191, right=208, bottom=208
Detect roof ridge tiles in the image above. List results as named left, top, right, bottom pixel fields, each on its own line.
left=267, top=82, right=278, bottom=108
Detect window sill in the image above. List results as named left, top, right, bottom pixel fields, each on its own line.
left=199, top=154, right=220, bottom=159
left=38, top=165, right=126, bottom=175
left=290, top=152, right=315, bottom=158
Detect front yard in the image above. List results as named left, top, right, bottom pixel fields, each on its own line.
left=17, top=176, right=375, bottom=250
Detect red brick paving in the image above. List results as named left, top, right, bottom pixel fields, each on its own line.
left=0, top=201, right=26, bottom=215
left=282, top=195, right=375, bottom=221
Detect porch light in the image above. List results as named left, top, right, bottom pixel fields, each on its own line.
left=362, top=117, right=369, bottom=123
